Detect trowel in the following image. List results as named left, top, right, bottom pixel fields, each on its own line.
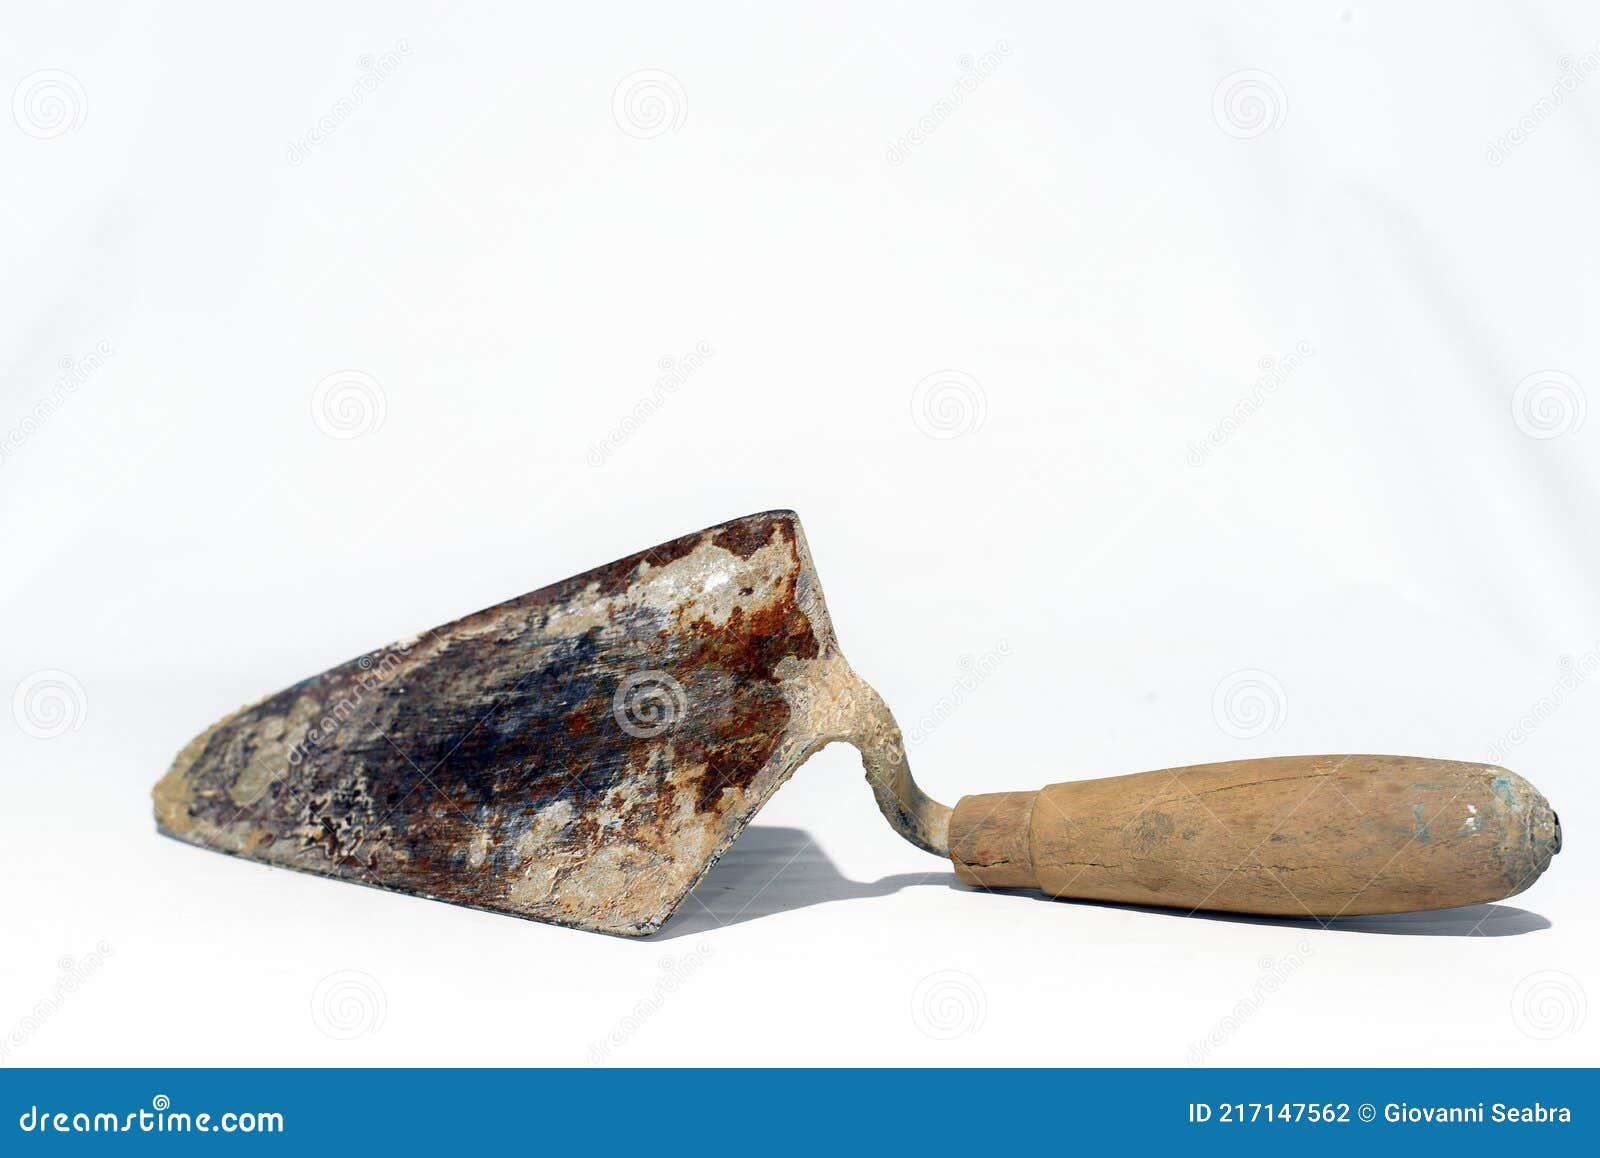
left=153, top=511, right=1561, bottom=935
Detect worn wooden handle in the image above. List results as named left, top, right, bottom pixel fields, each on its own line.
left=949, top=756, right=1560, bottom=916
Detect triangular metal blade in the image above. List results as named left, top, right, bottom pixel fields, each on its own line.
left=153, top=510, right=919, bottom=936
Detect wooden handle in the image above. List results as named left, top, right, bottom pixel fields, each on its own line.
left=949, top=756, right=1560, bottom=916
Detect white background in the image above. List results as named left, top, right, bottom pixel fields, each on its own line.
left=3, top=1, right=1596, bottom=1067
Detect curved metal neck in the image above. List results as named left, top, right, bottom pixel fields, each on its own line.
left=842, top=672, right=952, bottom=857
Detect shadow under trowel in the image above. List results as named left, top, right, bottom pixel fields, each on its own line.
left=970, top=885, right=1552, bottom=937
left=661, top=825, right=1551, bottom=939
left=656, top=825, right=955, bottom=938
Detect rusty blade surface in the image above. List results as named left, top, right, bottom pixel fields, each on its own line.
left=152, top=510, right=913, bottom=936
